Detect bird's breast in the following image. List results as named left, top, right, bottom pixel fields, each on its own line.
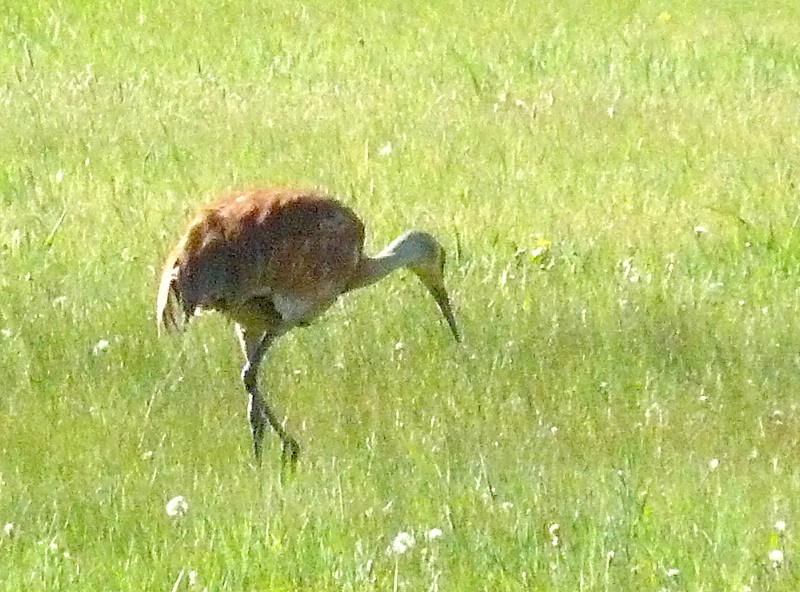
left=272, top=293, right=331, bottom=326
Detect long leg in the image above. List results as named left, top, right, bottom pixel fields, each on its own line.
left=237, top=324, right=300, bottom=467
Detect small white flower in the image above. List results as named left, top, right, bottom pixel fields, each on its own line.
left=93, top=339, right=110, bottom=355
left=166, top=495, right=188, bottom=517
left=389, top=531, right=415, bottom=555
left=3, top=523, right=14, bottom=536
left=379, top=141, right=392, bottom=156
left=666, top=568, right=679, bottom=577
left=426, top=528, right=443, bottom=541
left=548, top=523, right=560, bottom=546
left=709, top=458, right=719, bottom=471
left=776, top=520, right=787, bottom=532
left=693, top=225, right=708, bottom=236
left=188, top=570, right=197, bottom=586
left=55, top=169, right=63, bottom=183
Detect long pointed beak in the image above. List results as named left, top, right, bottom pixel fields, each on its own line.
left=426, top=283, right=461, bottom=342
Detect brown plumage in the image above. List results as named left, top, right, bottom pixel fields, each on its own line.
left=157, top=187, right=459, bottom=466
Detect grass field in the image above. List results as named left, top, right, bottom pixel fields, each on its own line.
left=3, top=0, right=800, bottom=589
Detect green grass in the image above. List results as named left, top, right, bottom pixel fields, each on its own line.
left=2, top=0, right=800, bottom=589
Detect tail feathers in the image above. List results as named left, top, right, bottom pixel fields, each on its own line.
left=156, top=247, right=184, bottom=335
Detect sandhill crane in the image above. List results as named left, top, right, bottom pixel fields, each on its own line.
left=157, top=187, right=459, bottom=467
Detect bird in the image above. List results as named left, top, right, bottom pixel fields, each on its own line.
left=156, top=187, right=460, bottom=467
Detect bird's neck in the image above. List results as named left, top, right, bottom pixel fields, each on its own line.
left=347, top=233, right=425, bottom=292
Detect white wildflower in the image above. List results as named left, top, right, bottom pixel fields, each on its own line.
left=93, top=339, right=110, bottom=355
left=379, top=141, right=392, bottom=156
left=769, top=549, right=784, bottom=565
left=3, top=523, right=13, bottom=536
left=549, top=523, right=560, bottom=546
left=388, top=532, right=415, bottom=555
left=426, top=528, right=443, bottom=541
left=776, top=520, right=786, bottom=532
left=666, top=568, right=679, bottom=577
left=709, top=458, right=719, bottom=471
left=166, top=495, right=188, bottom=517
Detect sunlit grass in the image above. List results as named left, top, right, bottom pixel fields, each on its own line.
left=2, top=0, right=800, bottom=589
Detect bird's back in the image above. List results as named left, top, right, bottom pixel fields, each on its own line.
left=157, top=188, right=365, bottom=330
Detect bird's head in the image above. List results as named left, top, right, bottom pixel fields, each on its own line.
left=396, top=231, right=460, bottom=342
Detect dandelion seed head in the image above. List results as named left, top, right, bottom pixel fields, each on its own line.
left=166, top=495, right=188, bottom=517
